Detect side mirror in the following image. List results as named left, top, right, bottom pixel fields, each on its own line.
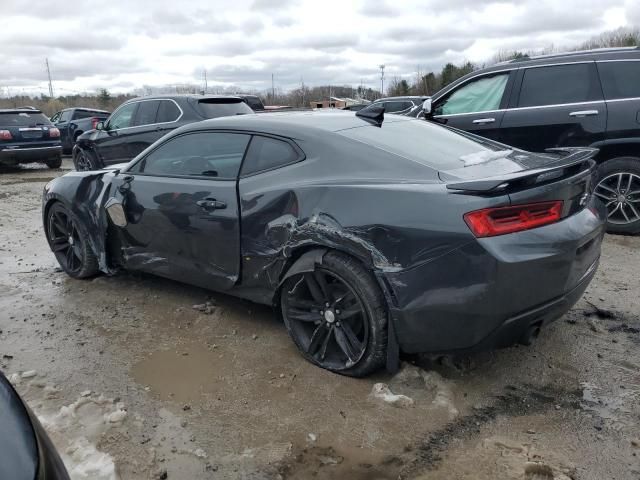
left=422, top=98, right=432, bottom=115
left=96, top=121, right=105, bottom=131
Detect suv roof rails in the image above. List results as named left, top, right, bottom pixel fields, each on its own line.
left=499, top=46, right=639, bottom=65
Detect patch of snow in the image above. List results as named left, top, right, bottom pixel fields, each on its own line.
left=21, top=370, right=37, bottom=378
left=460, top=149, right=513, bottom=167
left=369, top=383, right=414, bottom=408
left=63, top=437, right=118, bottom=480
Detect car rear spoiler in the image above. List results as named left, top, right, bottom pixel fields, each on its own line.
left=445, top=147, right=597, bottom=194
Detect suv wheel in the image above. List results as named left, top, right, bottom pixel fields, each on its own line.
left=594, top=157, right=640, bottom=235
left=73, top=148, right=102, bottom=171
left=45, top=156, right=62, bottom=169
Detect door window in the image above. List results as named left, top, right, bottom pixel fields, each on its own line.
left=135, top=132, right=250, bottom=178
left=598, top=61, right=640, bottom=100
left=435, top=74, right=509, bottom=116
left=59, top=110, right=72, bottom=122
left=156, top=100, right=182, bottom=123
left=241, top=136, right=302, bottom=176
left=50, top=112, right=61, bottom=122
left=108, top=103, right=137, bottom=130
left=133, top=100, right=161, bottom=127
left=384, top=101, right=413, bottom=113
left=72, top=110, right=93, bottom=120
left=517, top=63, right=601, bottom=107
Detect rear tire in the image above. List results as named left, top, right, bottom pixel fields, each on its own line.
left=281, top=251, right=387, bottom=377
left=45, top=156, right=62, bottom=169
left=45, top=202, right=99, bottom=279
left=593, top=157, right=640, bottom=235
left=73, top=148, right=102, bottom=171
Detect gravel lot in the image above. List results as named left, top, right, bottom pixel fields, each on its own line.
left=1, top=159, right=639, bottom=480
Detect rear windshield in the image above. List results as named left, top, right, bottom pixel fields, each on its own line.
left=0, top=112, right=51, bottom=127
left=196, top=99, right=253, bottom=118
left=337, top=119, right=502, bottom=169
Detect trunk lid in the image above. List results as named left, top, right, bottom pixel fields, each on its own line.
left=440, top=147, right=597, bottom=221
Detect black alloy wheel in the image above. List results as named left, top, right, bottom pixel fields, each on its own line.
left=73, top=149, right=92, bottom=171
left=281, top=252, right=387, bottom=376
left=46, top=203, right=99, bottom=278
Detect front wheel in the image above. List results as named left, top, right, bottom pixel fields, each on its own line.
left=73, top=148, right=102, bottom=171
left=45, top=202, right=99, bottom=278
left=281, top=251, right=387, bottom=377
left=45, top=156, right=62, bottom=169
left=593, top=157, right=640, bottom=235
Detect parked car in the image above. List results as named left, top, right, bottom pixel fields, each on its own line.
left=365, top=96, right=429, bottom=117
left=0, top=108, right=62, bottom=169
left=0, top=372, right=70, bottom=480
left=72, top=95, right=253, bottom=171
left=423, top=47, right=640, bottom=234
left=43, top=111, right=604, bottom=376
left=342, top=103, right=370, bottom=112
left=237, top=94, right=266, bottom=111
left=50, top=108, right=110, bottom=154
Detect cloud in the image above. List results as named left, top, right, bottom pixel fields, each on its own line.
left=0, top=0, right=634, bottom=95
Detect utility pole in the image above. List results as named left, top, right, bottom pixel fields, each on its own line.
left=379, top=64, right=385, bottom=98
left=271, top=73, right=275, bottom=104
left=45, top=58, right=54, bottom=98
left=203, top=69, right=208, bottom=94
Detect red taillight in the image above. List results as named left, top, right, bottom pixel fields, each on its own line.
left=49, top=127, right=60, bottom=138
left=0, top=130, right=12, bottom=140
left=464, top=201, right=563, bottom=238
left=91, top=117, right=100, bottom=129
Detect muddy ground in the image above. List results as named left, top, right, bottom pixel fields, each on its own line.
left=1, top=159, right=639, bottom=480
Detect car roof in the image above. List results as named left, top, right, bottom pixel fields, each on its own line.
left=62, top=107, right=110, bottom=113
left=376, top=96, right=427, bottom=102
left=177, top=110, right=415, bottom=137
left=434, top=47, right=640, bottom=99
left=127, top=94, right=243, bottom=102
left=0, top=108, right=44, bottom=114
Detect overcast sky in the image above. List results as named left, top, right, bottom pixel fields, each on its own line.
left=1, top=0, right=639, bottom=96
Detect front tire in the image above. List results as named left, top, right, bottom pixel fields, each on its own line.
left=73, top=148, right=103, bottom=171
left=281, top=251, right=387, bottom=377
left=46, top=202, right=99, bottom=279
left=593, top=157, right=640, bottom=235
left=45, top=156, right=62, bottom=169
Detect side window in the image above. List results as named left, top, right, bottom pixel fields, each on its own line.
left=59, top=110, right=72, bottom=122
left=435, top=73, right=509, bottom=116
left=241, top=136, right=301, bottom=176
left=137, top=132, right=250, bottom=178
left=50, top=112, right=60, bottom=122
left=517, top=63, right=601, bottom=108
left=108, top=103, right=137, bottom=130
left=598, top=61, right=640, bottom=100
left=385, top=101, right=412, bottom=113
left=72, top=110, right=92, bottom=120
left=156, top=100, right=181, bottom=123
left=133, top=100, right=160, bottom=127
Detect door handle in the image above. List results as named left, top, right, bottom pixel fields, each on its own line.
left=472, top=118, right=496, bottom=124
left=569, top=110, right=599, bottom=117
left=196, top=198, right=227, bottom=210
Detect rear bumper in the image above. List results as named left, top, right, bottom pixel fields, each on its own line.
left=0, top=145, right=62, bottom=164
left=383, top=202, right=605, bottom=354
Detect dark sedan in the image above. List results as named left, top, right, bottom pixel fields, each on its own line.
left=0, top=109, right=62, bottom=169
left=0, top=372, right=70, bottom=480
left=43, top=111, right=605, bottom=376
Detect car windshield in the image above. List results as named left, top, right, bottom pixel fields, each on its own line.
left=196, top=99, right=253, bottom=118
left=0, top=112, right=50, bottom=127
left=338, top=118, right=505, bottom=170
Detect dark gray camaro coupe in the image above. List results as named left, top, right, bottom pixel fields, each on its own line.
left=43, top=110, right=605, bottom=376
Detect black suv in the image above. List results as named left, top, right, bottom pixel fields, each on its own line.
left=424, top=47, right=640, bottom=234
left=369, top=96, right=429, bottom=117
left=0, top=108, right=62, bottom=169
left=73, top=95, right=253, bottom=170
